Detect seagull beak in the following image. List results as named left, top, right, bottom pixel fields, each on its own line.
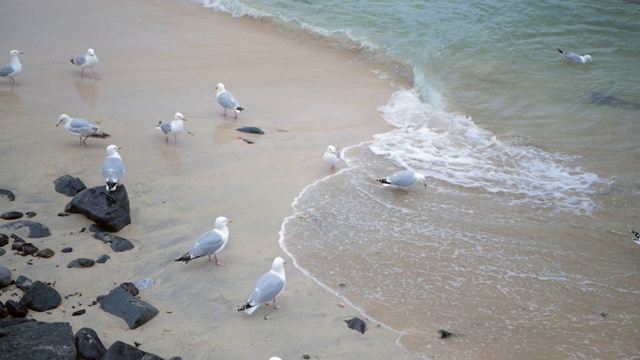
left=227, top=219, right=234, bottom=223
left=55, top=122, right=60, bottom=127
left=19, top=52, right=24, bottom=55
left=118, top=146, right=122, bottom=150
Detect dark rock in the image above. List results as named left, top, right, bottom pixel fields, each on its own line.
left=1, top=211, right=23, bottom=220
left=64, top=185, right=131, bottom=232
left=89, top=224, right=103, bottom=232
left=20, top=280, right=62, bottom=312
left=0, top=321, right=76, bottom=359
left=344, top=317, right=366, bottom=334
left=67, top=258, right=96, bottom=269
left=58, top=212, right=71, bottom=217
left=25, top=211, right=36, bottom=218
left=36, top=248, right=55, bottom=258
left=75, top=327, right=107, bottom=360
left=99, top=286, right=159, bottom=330
left=15, top=275, right=32, bottom=291
left=61, top=247, right=73, bottom=253
left=104, top=340, right=163, bottom=360
left=0, top=233, right=8, bottom=247
left=0, top=301, right=8, bottom=318
left=0, top=248, right=5, bottom=256
left=119, top=282, right=139, bottom=297
left=94, top=232, right=134, bottom=252
left=438, top=329, right=455, bottom=339
left=54, top=175, right=87, bottom=197
left=11, top=238, right=25, bottom=251
left=72, top=309, right=86, bottom=316
left=11, top=233, right=24, bottom=242
left=96, top=255, right=110, bottom=263
left=0, top=265, right=11, bottom=288
left=0, top=220, right=51, bottom=238
left=0, top=189, right=15, bottom=201
left=236, top=126, right=265, bottom=134
left=19, top=242, right=39, bottom=256
left=0, top=317, right=34, bottom=328
left=5, top=300, right=28, bottom=317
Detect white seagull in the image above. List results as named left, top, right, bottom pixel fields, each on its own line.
left=0, top=50, right=24, bottom=86
left=557, top=48, right=592, bottom=64
left=216, top=83, right=244, bottom=119
left=323, top=145, right=342, bottom=171
left=377, top=170, right=428, bottom=188
left=71, top=48, right=100, bottom=78
left=238, top=257, right=286, bottom=314
left=156, top=112, right=187, bottom=143
left=174, top=216, right=232, bottom=266
left=56, top=114, right=111, bottom=146
left=102, top=145, right=125, bottom=191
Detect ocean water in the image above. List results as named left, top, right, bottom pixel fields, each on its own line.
left=194, top=0, right=640, bottom=358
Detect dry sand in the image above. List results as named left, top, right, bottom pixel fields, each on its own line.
left=0, top=0, right=416, bottom=358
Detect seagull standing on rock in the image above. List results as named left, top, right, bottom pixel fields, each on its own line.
left=216, top=83, right=244, bottom=119
left=102, top=145, right=125, bottom=191
left=0, top=50, right=24, bottom=86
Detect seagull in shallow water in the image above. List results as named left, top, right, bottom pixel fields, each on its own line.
left=102, top=145, right=125, bottom=191
left=377, top=170, right=428, bottom=188
left=71, top=48, right=100, bottom=79
left=156, top=112, right=187, bottom=143
left=557, top=48, right=592, bottom=64
left=174, top=216, right=232, bottom=266
left=216, top=83, right=244, bottom=119
left=0, top=50, right=24, bottom=86
left=323, top=145, right=342, bottom=171
left=56, top=114, right=111, bottom=146
left=238, top=257, right=286, bottom=314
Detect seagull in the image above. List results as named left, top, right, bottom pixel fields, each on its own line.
left=323, top=145, right=342, bottom=171
left=71, top=48, right=100, bottom=79
left=0, top=50, right=24, bottom=86
left=377, top=170, right=428, bottom=188
left=557, top=49, right=592, bottom=64
left=102, top=145, right=125, bottom=191
left=238, top=257, right=286, bottom=314
left=216, top=83, right=244, bottom=119
left=174, top=217, right=232, bottom=265
left=156, top=112, right=187, bottom=143
left=631, top=229, right=640, bottom=246
left=56, top=114, right=111, bottom=146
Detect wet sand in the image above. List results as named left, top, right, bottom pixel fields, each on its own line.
left=0, top=0, right=416, bottom=358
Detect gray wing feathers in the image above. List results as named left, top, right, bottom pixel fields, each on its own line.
left=69, top=119, right=100, bottom=136
left=189, top=231, right=224, bottom=258
left=72, top=55, right=87, bottom=66
left=248, top=273, right=285, bottom=306
left=102, top=157, right=124, bottom=182
left=388, top=170, right=416, bottom=186
left=159, top=122, right=172, bottom=134
left=217, top=92, right=239, bottom=109
left=0, top=64, right=13, bottom=77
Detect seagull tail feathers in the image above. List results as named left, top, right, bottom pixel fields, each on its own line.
left=174, top=253, right=193, bottom=263
left=376, top=178, right=391, bottom=185
left=237, top=303, right=256, bottom=314
left=235, top=106, right=245, bottom=113
left=557, top=48, right=564, bottom=55
left=90, top=132, right=111, bottom=139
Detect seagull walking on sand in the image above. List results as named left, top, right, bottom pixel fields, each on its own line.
left=0, top=50, right=24, bottom=86
left=56, top=114, right=111, bottom=146
left=377, top=170, right=428, bottom=188
left=175, top=216, right=232, bottom=266
left=156, top=112, right=187, bottom=143
left=71, top=48, right=100, bottom=79
left=323, top=145, right=342, bottom=171
left=238, top=257, right=286, bottom=314
left=557, top=48, right=592, bottom=64
left=216, top=83, right=244, bottom=119
left=102, top=145, right=125, bottom=191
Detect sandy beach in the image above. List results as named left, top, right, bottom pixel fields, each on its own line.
left=0, top=0, right=416, bottom=358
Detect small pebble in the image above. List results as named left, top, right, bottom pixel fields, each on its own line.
left=61, top=247, right=73, bottom=253
left=25, top=212, right=36, bottom=218
left=338, top=302, right=346, bottom=307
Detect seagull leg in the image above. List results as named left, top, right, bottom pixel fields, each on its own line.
left=92, top=69, right=101, bottom=80
left=213, top=254, right=225, bottom=266
left=234, top=111, right=238, bottom=120
left=164, top=134, right=168, bottom=143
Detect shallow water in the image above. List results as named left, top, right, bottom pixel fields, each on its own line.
left=196, top=0, right=640, bottom=358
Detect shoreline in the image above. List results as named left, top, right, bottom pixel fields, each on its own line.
left=0, top=0, right=416, bottom=358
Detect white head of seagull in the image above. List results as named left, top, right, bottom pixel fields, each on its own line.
left=215, top=83, right=244, bottom=119
left=0, top=50, right=24, bottom=86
